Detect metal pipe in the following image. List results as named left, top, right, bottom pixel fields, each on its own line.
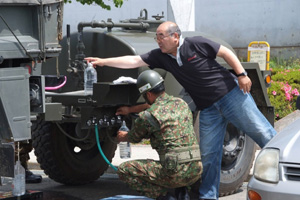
left=139, top=8, right=148, bottom=20
left=67, top=24, right=71, bottom=69
left=77, top=20, right=150, bottom=32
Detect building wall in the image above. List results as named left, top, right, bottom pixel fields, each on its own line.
left=195, top=0, right=300, bottom=59
left=167, top=0, right=195, bottom=31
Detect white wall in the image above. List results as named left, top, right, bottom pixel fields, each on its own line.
left=167, top=0, right=195, bottom=31
left=195, top=0, right=300, bottom=58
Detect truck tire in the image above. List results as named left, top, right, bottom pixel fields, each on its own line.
left=192, top=113, right=256, bottom=197
left=32, top=119, right=117, bottom=185
left=219, top=123, right=256, bottom=196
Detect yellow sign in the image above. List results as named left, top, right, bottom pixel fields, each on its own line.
left=247, top=41, right=270, bottom=70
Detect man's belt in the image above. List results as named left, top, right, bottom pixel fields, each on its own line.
left=159, top=145, right=201, bottom=164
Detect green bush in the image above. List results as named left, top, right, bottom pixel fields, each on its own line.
left=268, top=59, right=300, bottom=120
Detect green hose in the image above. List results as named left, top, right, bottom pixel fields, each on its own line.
left=95, top=124, right=118, bottom=171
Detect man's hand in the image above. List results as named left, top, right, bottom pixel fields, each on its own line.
left=84, top=57, right=105, bottom=67
left=116, top=106, right=131, bottom=116
left=117, top=131, right=128, bottom=143
left=116, top=103, right=150, bottom=116
left=238, top=76, right=252, bottom=94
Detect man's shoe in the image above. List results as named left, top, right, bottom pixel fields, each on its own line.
left=25, top=170, right=42, bottom=183
left=156, top=192, right=177, bottom=200
left=175, top=187, right=190, bottom=200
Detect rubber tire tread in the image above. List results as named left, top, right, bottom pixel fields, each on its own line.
left=31, top=119, right=117, bottom=185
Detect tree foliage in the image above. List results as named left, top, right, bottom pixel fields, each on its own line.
left=64, top=0, right=123, bottom=10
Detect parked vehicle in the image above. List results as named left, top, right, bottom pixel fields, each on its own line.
left=247, top=96, right=300, bottom=200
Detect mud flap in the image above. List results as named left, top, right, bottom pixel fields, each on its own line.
left=0, top=143, right=14, bottom=177
left=0, top=98, right=12, bottom=140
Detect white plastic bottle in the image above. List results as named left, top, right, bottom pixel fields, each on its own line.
left=12, top=160, right=26, bottom=196
left=84, top=63, right=97, bottom=95
left=119, top=121, right=131, bottom=159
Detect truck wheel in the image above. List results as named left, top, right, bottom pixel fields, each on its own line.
left=219, top=123, right=256, bottom=196
left=32, top=119, right=117, bottom=185
left=192, top=113, right=256, bottom=197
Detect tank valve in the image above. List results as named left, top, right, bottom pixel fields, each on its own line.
left=111, top=117, right=116, bottom=125
left=116, top=115, right=122, bottom=124
left=99, top=119, right=104, bottom=126
left=152, top=11, right=164, bottom=20
left=86, top=119, right=92, bottom=127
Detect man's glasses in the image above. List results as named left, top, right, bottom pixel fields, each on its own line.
left=154, top=33, right=174, bottom=42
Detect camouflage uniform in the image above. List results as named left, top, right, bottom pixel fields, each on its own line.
left=117, top=93, right=202, bottom=199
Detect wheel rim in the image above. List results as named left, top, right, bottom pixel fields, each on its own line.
left=221, top=123, right=244, bottom=171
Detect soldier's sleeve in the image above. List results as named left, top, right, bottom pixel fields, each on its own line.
left=127, top=111, right=154, bottom=143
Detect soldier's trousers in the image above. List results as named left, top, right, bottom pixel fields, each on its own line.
left=117, top=159, right=202, bottom=199
left=15, top=140, right=33, bottom=170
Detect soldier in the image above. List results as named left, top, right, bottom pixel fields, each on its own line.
left=117, top=70, right=202, bottom=200
left=15, top=141, right=42, bottom=183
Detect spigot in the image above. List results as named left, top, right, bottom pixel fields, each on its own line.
left=111, top=117, right=116, bottom=125
left=116, top=115, right=122, bottom=124
left=66, top=67, right=78, bottom=74
left=86, top=119, right=92, bottom=127
left=99, top=119, right=104, bottom=126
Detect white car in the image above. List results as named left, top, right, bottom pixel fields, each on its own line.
left=247, top=96, right=300, bottom=200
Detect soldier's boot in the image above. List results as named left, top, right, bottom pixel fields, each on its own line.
left=156, top=192, right=176, bottom=200
left=25, top=170, right=42, bottom=183
left=175, top=187, right=190, bottom=200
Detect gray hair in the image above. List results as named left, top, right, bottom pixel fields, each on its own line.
left=168, top=24, right=181, bottom=37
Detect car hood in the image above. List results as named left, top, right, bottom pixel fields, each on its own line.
left=266, top=117, right=300, bottom=163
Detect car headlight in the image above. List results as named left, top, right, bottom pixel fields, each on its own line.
left=254, top=148, right=279, bottom=183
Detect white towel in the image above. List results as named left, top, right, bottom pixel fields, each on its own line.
left=113, top=76, right=137, bottom=84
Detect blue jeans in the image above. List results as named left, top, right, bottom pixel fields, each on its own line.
left=198, top=85, right=276, bottom=199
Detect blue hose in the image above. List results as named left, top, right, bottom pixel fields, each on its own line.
left=95, top=124, right=118, bottom=171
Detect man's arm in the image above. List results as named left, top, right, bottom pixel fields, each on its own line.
left=84, top=55, right=146, bottom=69
left=116, top=103, right=150, bottom=115
left=217, top=45, right=252, bottom=93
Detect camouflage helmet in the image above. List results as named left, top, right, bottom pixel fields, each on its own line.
left=137, top=70, right=164, bottom=94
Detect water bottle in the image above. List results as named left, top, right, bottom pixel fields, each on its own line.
left=84, top=63, right=97, bottom=95
left=12, top=161, right=26, bottom=196
left=119, top=121, right=131, bottom=159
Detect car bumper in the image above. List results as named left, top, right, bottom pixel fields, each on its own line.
left=247, top=176, right=300, bottom=200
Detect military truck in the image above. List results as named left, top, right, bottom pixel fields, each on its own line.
left=0, top=0, right=63, bottom=180
left=0, top=1, right=274, bottom=197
